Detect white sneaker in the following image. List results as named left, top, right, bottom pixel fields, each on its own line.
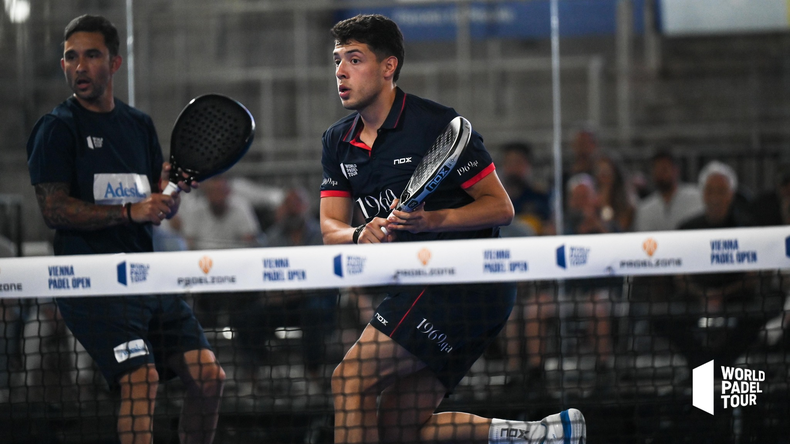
left=529, top=408, right=587, bottom=444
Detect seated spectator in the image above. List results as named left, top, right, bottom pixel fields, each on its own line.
left=634, top=148, right=703, bottom=232
left=567, top=126, right=600, bottom=178
left=175, top=176, right=263, bottom=329
left=500, top=141, right=551, bottom=235
left=263, top=187, right=322, bottom=247
left=751, top=162, right=790, bottom=227
left=653, top=161, right=782, bottom=369
left=233, top=187, right=336, bottom=398
left=594, top=152, right=637, bottom=232
left=179, top=175, right=262, bottom=250
left=504, top=174, right=618, bottom=398
left=564, top=173, right=614, bottom=235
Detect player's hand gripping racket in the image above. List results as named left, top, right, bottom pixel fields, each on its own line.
left=381, top=116, right=472, bottom=235
left=161, top=94, right=255, bottom=195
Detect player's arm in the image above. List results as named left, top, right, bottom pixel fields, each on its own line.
left=387, top=171, right=514, bottom=233
left=34, top=181, right=176, bottom=230
left=320, top=196, right=392, bottom=244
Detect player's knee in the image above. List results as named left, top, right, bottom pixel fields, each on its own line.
left=120, top=365, right=160, bottom=399
left=197, top=362, right=226, bottom=394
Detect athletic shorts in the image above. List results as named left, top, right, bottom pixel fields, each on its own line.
left=56, top=295, right=211, bottom=390
left=370, top=282, right=516, bottom=392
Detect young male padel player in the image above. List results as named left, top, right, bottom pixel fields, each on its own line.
left=319, top=14, right=586, bottom=444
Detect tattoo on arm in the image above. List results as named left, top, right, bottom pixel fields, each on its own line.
left=35, top=183, right=125, bottom=231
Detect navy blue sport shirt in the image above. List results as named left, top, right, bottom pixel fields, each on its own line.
left=320, top=88, right=499, bottom=242
left=27, top=97, right=163, bottom=255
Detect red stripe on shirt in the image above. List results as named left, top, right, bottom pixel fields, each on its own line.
left=320, top=190, right=351, bottom=198
left=389, top=288, right=426, bottom=338
left=391, top=94, right=407, bottom=128
left=350, top=138, right=371, bottom=152
left=461, top=162, right=495, bottom=189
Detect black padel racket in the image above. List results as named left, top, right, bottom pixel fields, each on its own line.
left=382, top=115, right=472, bottom=234
left=162, top=94, right=255, bottom=195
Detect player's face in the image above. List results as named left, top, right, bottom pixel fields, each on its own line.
left=333, top=40, right=390, bottom=111
left=61, top=31, right=121, bottom=110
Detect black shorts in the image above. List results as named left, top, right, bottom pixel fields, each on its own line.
left=56, top=295, right=211, bottom=390
left=370, top=282, right=516, bottom=392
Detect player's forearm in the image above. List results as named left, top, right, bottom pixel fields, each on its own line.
left=35, top=183, right=126, bottom=231
left=429, top=195, right=514, bottom=232
left=319, top=196, right=356, bottom=244
left=320, top=219, right=357, bottom=245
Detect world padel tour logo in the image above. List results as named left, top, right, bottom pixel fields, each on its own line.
left=618, top=238, right=682, bottom=270
left=556, top=244, right=589, bottom=269
left=117, top=261, right=150, bottom=286
left=177, top=256, right=236, bottom=287
left=692, top=360, right=765, bottom=415
left=395, top=248, right=455, bottom=277
left=333, top=254, right=366, bottom=278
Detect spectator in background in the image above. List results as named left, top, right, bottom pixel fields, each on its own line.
left=505, top=174, right=617, bottom=399
left=653, top=161, right=782, bottom=369
left=179, top=175, right=262, bottom=250
left=234, top=187, right=336, bottom=398
left=594, top=152, right=636, bottom=232
left=750, top=163, right=790, bottom=349
left=564, top=173, right=614, bottom=235
left=500, top=142, right=550, bottom=235
left=567, top=126, right=600, bottom=178
left=634, top=148, right=703, bottom=232
left=176, top=175, right=263, bottom=329
left=751, top=162, right=790, bottom=227
left=264, top=187, right=323, bottom=247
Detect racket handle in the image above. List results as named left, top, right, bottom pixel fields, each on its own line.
left=162, top=181, right=180, bottom=196
left=380, top=210, right=394, bottom=235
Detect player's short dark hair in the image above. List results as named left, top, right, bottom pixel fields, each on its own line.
left=64, top=14, right=120, bottom=58
left=502, top=141, right=534, bottom=163
left=331, top=14, right=405, bottom=83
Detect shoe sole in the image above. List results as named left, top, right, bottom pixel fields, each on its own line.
left=559, top=408, right=587, bottom=444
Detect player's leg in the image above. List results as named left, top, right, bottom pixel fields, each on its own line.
left=332, top=324, right=427, bottom=444
left=167, top=349, right=225, bottom=444
left=378, top=369, right=586, bottom=444
left=378, top=367, right=490, bottom=444
left=117, top=364, right=159, bottom=444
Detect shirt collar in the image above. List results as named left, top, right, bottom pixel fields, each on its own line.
left=341, top=87, right=407, bottom=145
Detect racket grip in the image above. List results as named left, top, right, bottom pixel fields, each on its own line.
left=162, top=181, right=180, bottom=196
left=380, top=210, right=393, bottom=235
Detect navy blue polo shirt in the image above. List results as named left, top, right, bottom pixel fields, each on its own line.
left=320, top=88, right=498, bottom=242
left=27, top=97, right=163, bottom=255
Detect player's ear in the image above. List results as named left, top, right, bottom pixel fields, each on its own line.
left=110, top=55, right=123, bottom=74
left=382, top=55, right=398, bottom=80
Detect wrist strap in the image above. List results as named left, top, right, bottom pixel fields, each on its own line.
left=124, top=203, right=134, bottom=224
left=352, top=225, right=365, bottom=244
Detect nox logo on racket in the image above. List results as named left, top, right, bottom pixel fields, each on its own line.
left=425, top=165, right=452, bottom=192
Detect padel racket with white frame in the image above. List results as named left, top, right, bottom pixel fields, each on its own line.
left=161, top=94, right=255, bottom=195
left=381, top=115, right=472, bottom=234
